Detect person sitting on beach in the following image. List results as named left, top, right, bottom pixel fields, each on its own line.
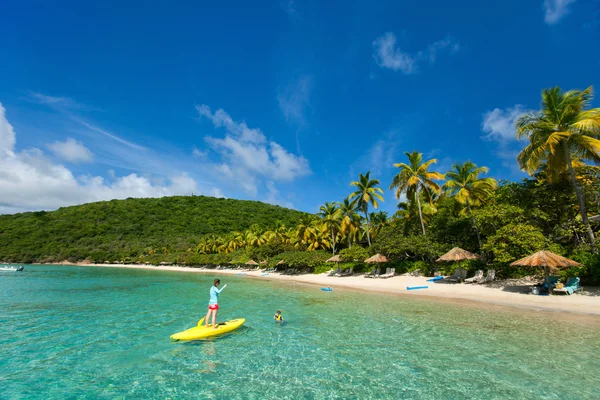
left=274, top=310, right=284, bottom=322
left=205, top=279, right=227, bottom=329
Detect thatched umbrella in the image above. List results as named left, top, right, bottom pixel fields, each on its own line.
left=245, top=260, right=258, bottom=266
left=436, top=247, right=480, bottom=278
left=276, top=260, right=285, bottom=266
left=436, top=247, right=480, bottom=262
left=365, top=253, right=388, bottom=274
left=510, top=250, right=582, bottom=294
left=260, top=260, right=268, bottom=265
left=326, top=254, right=342, bottom=274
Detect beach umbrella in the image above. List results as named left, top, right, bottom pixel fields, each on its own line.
left=326, top=254, right=342, bottom=274
left=260, top=260, right=268, bottom=265
left=510, top=250, right=582, bottom=294
left=436, top=247, right=480, bottom=262
left=276, top=260, right=285, bottom=266
left=364, top=253, right=388, bottom=274
left=245, top=260, right=258, bottom=266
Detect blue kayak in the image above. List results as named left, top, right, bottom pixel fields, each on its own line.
left=407, top=286, right=428, bottom=290
left=321, top=287, right=333, bottom=292
left=426, top=276, right=443, bottom=282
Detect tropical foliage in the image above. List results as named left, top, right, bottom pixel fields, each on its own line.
left=0, top=85, right=599, bottom=282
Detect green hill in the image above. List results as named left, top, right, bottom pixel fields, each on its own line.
left=0, top=196, right=308, bottom=263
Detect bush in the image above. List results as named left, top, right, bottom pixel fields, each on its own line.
left=482, top=224, right=560, bottom=263
left=570, top=249, right=600, bottom=285
left=339, top=246, right=370, bottom=262
left=273, top=250, right=330, bottom=272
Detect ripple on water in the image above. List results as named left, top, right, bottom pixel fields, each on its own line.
left=1, top=265, right=599, bottom=399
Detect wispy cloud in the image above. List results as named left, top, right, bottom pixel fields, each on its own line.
left=350, top=131, right=399, bottom=179
left=277, top=76, right=313, bottom=128
left=28, top=92, right=101, bottom=111
left=198, top=104, right=311, bottom=195
left=77, top=120, right=146, bottom=151
left=47, top=138, right=93, bottom=163
left=372, top=32, right=460, bottom=74
left=544, top=0, right=577, bottom=24
left=281, top=0, right=297, bottom=18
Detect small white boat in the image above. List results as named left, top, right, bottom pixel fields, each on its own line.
left=0, top=266, right=24, bottom=272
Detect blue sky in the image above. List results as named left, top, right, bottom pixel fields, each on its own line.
left=0, top=0, right=598, bottom=215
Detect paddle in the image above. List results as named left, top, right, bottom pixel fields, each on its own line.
left=197, top=317, right=205, bottom=327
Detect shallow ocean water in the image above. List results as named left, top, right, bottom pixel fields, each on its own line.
left=1, top=265, right=599, bottom=399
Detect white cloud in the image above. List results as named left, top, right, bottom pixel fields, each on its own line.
left=0, top=103, right=16, bottom=156
left=47, top=138, right=93, bottom=163
left=481, top=105, right=528, bottom=176
left=198, top=105, right=311, bottom=195
left=277, top=76, right=312, bottom=127
left=482, top=105, right=526, bottom=142
left=372, top=32, right=460, bottom=74
left=372, top=33, right=418, bottom=74
left=544, top=0, right=577, bottom=24
left=0, top=103, right=221, bottom=214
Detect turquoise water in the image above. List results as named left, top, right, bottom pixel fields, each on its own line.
left=1, top=265, right=599, bottom=399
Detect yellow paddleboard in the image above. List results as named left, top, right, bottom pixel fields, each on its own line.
left=170, top=318, right=245, bottom=341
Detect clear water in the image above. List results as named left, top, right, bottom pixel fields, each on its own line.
left=1, top=265, right=599, bottom=399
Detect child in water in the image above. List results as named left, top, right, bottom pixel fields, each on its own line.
left=274, top=310, right=284, bottom=322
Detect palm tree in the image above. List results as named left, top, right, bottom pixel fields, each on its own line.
left=295, top=215, right=315, bottom=247
left=348, top=172, right=384, bottom=247
left=390, top=151, right=444, bottom=236
left=369, top=211, right=389, bottom=239
left=443, top=161, right=497, bottom=250
left=516, top=86, right=600, bottom=249
left=306, top=221, right=331, bottom=251
left=337, top=198, right=360, bottom=248
left=318, top=202, right=342, bottom=254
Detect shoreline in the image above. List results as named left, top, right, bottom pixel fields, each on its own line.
left=45, top=262, right=600, bottom=319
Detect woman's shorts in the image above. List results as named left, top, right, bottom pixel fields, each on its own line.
left=208, top=303, right=219, bottom=310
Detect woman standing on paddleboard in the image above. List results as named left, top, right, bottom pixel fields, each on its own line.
left=205, top=279, right=227, bottom=329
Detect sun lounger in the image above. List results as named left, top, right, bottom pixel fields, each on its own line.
left=329, top=267, right=342, bottom=276
left=444, top=268, right=467, bottom=283
left=552, top=277, right=581, bottom=295
left=378, top=268, right=395, bottom=279
left=464, top=270, right=484, bottom=284
left=340, top=267, right=354, bottom=277
left=364, top=267, right=379, bottom=278
left=478, top=269, right=496, bottom=284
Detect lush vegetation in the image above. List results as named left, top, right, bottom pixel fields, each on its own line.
left=1, top=86, right=599, bottom=283
left=0, top=196, right=308, bottom=263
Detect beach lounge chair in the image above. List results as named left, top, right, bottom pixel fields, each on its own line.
left=444, top=268, right=467, bottom=283
left=364, top=267, right=379, bottom=278
left=552, top=277, right=581, bottom=295
left=374, top=267, right=390, bottom=278
left=478, top=269, right=496, bottom=284
left=379, top=268, right=396, bottom=279
left=464, top=270, right=484, bottom=284
left=341, top=267, right=354, bottom=277
left=329, top=267, right=342, bottom=276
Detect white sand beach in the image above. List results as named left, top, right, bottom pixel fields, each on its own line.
left=70, top=263, right=600, bottom=317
